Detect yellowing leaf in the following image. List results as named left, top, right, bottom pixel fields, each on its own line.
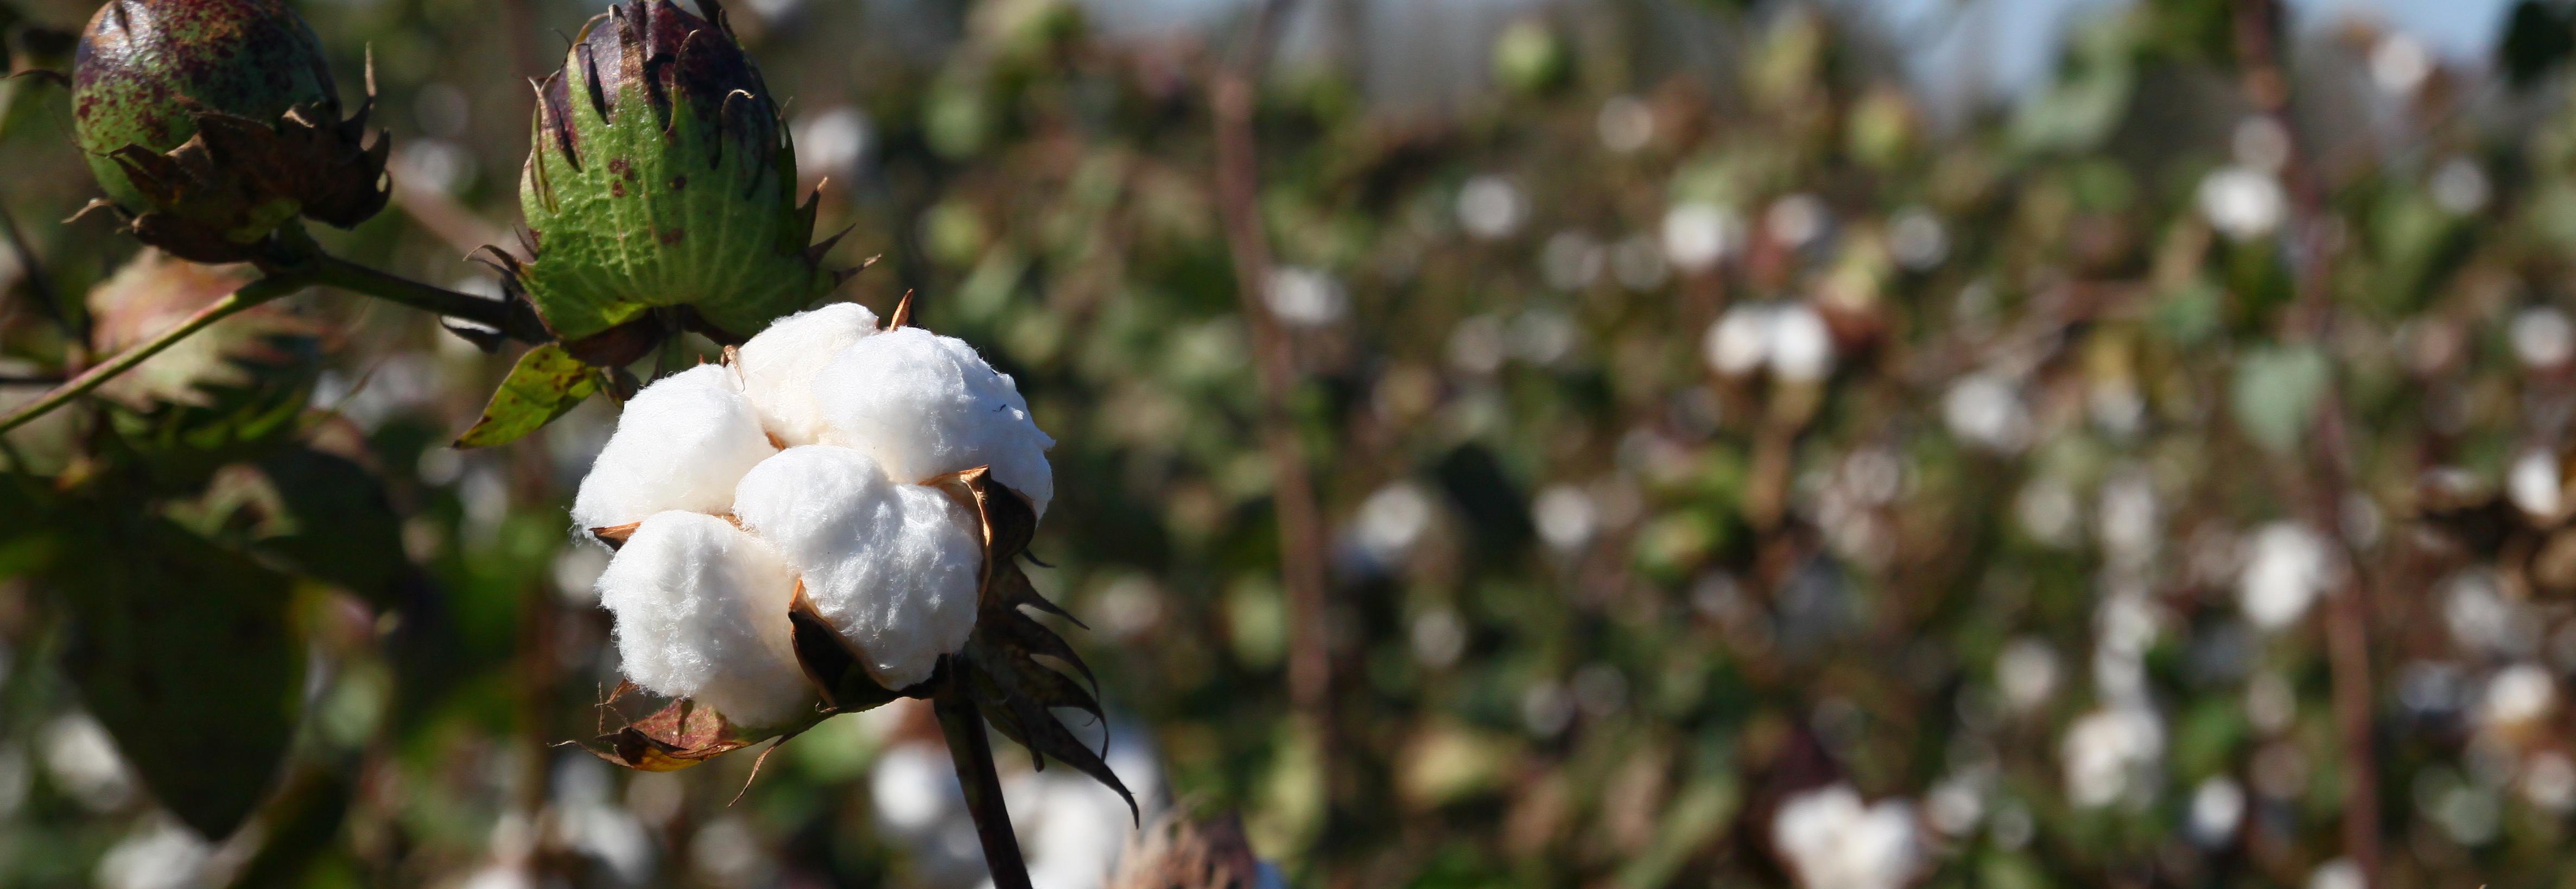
left=454, top=343, right=600, bottom=449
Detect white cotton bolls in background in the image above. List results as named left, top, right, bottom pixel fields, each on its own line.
left=571, top=364, right=777, bottom=534
left=2510, top=449, right=2563, bottom=520
left=814, top=327, right=1057, bottom=516
left=1702, top=302, right=1835, bottom=382
left=2198, top=166, right=2286, bottom=241
left=1769, top=304, right=1835, bottom=382
left=734, top=302, right=881, bottom=446
left=2483, top=663, right=2558, bottom=730
left=1771, top=784, right=1920, bottom=889
left=2239, top=521, right=2332, bottom=631
left=2061, top=704, right=2165, bottom=808
left=1704, top=305, right=1772, bottom=377
left=733, top=446, right=985, bottom=689
left=595, top=512, right=813, bottom=728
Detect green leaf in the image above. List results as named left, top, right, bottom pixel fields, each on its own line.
left=454, top=344, right=601, bottom=449
left=2504, top=0, right=2576, bottom=89
left=2230, top=345, right=2330, bottom=455
left=245, top=448, right=408, bottom=601
left=218, top=762, right=353, bottom=889
left=162, top=447, right=409, bottom=606
left=47, top=510, right=302, bottom=839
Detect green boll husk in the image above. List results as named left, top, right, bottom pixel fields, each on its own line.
left=505, top=0, right=849, bottom=354
left=71, top=0, right=388, bottom=263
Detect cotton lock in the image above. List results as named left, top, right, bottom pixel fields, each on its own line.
left=815, top=326, right=1057, bottom=516
left=570, top=364, right=776, bottom=533
left=734, top=302, right=880, bottom=446
left=734, top=445, right=983, bottom=690
left=594, top=512, right=809, bottom=729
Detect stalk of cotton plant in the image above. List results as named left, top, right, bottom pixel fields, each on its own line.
left=566, top=298, right=1124, bottom=889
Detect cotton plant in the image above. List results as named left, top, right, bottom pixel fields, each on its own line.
left=569, top=298, right=1125, bottom=886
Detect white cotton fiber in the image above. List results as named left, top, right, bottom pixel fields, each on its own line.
left=810, top=326, right=1056, bottom=516
left=594, top=510, right=813, bottom=728
left=734, top=302, right=881, bottom=446
left=733, top=445, right=985, bottom=689
left=570, top=364, right=777, bottom=534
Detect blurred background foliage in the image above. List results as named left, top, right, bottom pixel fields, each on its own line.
left=5, top=0, right=2576, bottom=886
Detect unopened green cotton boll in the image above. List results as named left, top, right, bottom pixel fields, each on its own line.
left=511, top=0, right=847, bottom=347
left=71, top=0, right=389, bottom=262
left=733, top=446, right=982, bottom=690
left=74, top=0, right=328, bottom=207
left=594, top=510, right=812, bottom=728
left=813, top=327, right=1056, bottom=516
left=571, top=364, right=777, bottom=534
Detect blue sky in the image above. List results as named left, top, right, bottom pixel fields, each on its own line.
left=1068, top=0, right=2523, bottom=112
left=1867, top=0, right=2515, bottom=102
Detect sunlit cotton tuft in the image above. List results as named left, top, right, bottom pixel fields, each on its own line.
left=733, top=303, right=882, bottom=446
left=571, top=365, right=776, bottom=533
left=734, top=446, right=985, bottom=689
left=594, top=512, right=812, bottom=728
left=814, top=326, right=1057, bottom=516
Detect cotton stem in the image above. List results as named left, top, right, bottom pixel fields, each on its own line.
left=0, top=270, right=309, bottom=436
left=934, top=664, right=1032, bottom=889
left=298, top=251, right=549, bottom=343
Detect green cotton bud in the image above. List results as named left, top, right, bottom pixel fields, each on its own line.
left=501, top=0, right=851, bottom=363
left=71, top=0, right=389, bottom=263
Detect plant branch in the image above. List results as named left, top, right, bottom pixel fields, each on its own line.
left=2234, top=0, right=2381, bottom=882
left=1213, top=0, right=1339, bottom=798
left=933, top=665, right=1032, bottom=889
left=0, top=215, right=552, bottom=439
left=0, top=271, right=310, bottom=436
left=297, top=250, right=549, bottom=343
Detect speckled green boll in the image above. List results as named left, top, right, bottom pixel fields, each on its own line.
left=511, top=0, right=846, bottom=346
left=70, top=0, right=387, bottom=262
left=72, top=0, right=334, bottom=213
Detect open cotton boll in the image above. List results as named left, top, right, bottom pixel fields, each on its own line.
left=811, top=326, right=1056, bottom=516
left=594, top=511, right=812, bottom=728
left=733, top=445, right=985, bottom=689
left=1772, top=784, right=1920, bottom=889
left=571, top=364, right=776, bottom=534
left=734, top=302, right=881, bottom=445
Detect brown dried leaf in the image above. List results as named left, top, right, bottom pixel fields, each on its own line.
left=924, top=465, right=1041, bottom=596
left=984, top=560, right=1096, bottom=689
left=887, top=288, right=916, bottom=329
left=578, top=698, right=764, bottom=772
left=103, top=102, right=388, bottom=262
left=559, top=317, right=664, bottom=368
left=591, top=521, right=640, bottom=550
left=1109, top=812, right=1266, bottom=889
left=972, top=651, right=1134, bottom=822
left=86, top=249, right=313, bottom=411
